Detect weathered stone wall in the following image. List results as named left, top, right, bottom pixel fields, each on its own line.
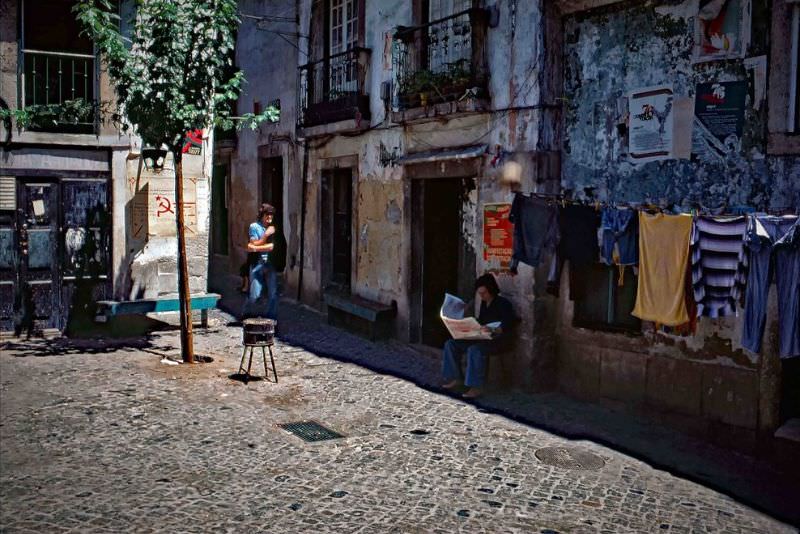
left=555, top=0, right=798, bottom=442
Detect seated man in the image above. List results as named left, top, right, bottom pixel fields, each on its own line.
left=442, top=273, right=516, bottom=399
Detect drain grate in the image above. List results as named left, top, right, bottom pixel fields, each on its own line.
left=534, top=447, right=605, bottom=470
left=279, top=421, right=344, bottom=442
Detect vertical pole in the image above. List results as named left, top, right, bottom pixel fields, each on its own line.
left=174, top=150, right=195, bottom=363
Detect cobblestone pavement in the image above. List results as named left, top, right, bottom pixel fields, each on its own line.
left=1, top=302, right=797, bottom=533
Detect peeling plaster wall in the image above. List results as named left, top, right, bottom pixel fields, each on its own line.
left=210, top=0, right=302, bottom=308
left=557, top=0, right=797, bottom=439
left=562, top=0, right=800, bottom=209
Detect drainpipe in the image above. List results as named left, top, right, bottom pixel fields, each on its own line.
left=297, top=139, right=309, bottom=302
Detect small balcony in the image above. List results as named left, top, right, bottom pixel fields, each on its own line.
left=298, top=48, right=372, bottom=129
left=21, top=49, right=98, bottom=134
left=393, top=8, right=489, bottom=111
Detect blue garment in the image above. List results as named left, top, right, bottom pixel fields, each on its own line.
left=442, top=339, right=493, bottom=387
left=742, top=215, right=800, bottom=359
left=600, top=208, right=638, bottom=265
left=246, top=260, right=278, bottom=320
left=508, top=193, right=559, bottom=273
left=248, top=222, right=270, bottom=263
left=441, top=296, right=516, bottom=386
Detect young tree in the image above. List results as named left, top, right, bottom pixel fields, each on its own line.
left=75, top=0, right=277, bottom=362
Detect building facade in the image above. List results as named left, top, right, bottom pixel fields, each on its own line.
left=0, top=0, right=214, bottom=335
left=226, top=0, right=799, bottom=451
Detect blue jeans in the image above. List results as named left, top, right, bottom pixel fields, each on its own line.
left=442, top=339, right=496, bottom=388
left=742, top=216, right=800, bottom=358
left=245, top=261, right=278, bottom=320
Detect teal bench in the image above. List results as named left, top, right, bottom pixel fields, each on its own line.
left=95, top=293, right=221, bottom=328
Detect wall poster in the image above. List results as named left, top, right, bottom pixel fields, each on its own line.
left=691, top=81, right=747, bottom=162
left=483, top=202, right=513, bottom=270
left=694, top=0, right=748, bottom=62
left=628, top=85, right=674, bottom=163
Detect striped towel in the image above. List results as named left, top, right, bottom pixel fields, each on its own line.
left=690, top=215, right=748, bottom=318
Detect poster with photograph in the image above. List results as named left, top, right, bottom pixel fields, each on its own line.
left=691, top=81, right=747, bottom=162
left=694, top=0, right=746, bottom=61
left=628, top=85, right=674, bottom=163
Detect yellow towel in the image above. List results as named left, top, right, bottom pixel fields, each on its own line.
left=632, top=212, right=693, bottom=326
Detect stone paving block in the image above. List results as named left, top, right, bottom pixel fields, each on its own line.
left=645, top=357, right=703, bottom=416
left=600, top=349, right=646, bottom=404
left=701, top=365, right=759, bottom=430
left=558, top=344, right=601, bottom=400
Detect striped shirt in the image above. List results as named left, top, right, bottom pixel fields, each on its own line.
left=690, top=216, right=748, bottom=318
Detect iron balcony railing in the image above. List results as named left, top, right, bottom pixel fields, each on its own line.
left=393, top=8, right=489, bottom=110
left=298, top=47, right=371, bottom=128
left=21, top=49, right=97, bottom=134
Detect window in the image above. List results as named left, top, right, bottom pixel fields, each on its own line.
left=21, top=0, right=98, bottom=133
left=572, top=264, right=641, bottom=334
left=329, top=0, right=359, bottom=55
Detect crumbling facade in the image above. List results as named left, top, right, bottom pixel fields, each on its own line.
left=0, top=0, right=214, bottom=334
left=220, top=0, right=799, bottom=451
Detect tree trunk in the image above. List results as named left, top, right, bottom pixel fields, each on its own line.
left=174, top=150, right=194, bottom=363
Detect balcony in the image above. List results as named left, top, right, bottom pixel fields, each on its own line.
left=298, top=48, right=372, bottom=129
left=393, top=8, right=489, bottom=111
left=21, top=49, right=97, bottom=134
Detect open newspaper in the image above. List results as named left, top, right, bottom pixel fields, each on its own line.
left=440, top=293, right=500, bottom=340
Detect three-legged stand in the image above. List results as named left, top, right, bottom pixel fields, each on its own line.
left=238, top=343, right=277, bottom=383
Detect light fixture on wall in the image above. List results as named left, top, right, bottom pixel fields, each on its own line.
left=142, top=148, right=168, bottom=170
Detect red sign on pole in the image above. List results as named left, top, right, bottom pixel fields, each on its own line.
left=483, top=203, right=513, bottom=269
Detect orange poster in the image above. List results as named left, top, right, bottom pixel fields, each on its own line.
left=483, top=203, right=513, bottom=269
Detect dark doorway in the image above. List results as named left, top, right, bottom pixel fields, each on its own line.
left=412, top=177, right=474, bottom=347
left=261, top=157, right=284, bottom=221
left=211, top=163, right=229, bottom=255
left=321, top=168, right=353, bottom=293
left=0, top=177, right=110, bottom=334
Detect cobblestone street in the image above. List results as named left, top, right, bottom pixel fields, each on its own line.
left=1, top=303, right=797, bottom=533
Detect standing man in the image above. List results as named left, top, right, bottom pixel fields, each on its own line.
left=441, top=273, right=516, bottom=398
left=244, top=203, right=277, bottom=320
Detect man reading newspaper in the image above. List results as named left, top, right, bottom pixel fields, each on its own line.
left=441, top=273, right=516, bottom=399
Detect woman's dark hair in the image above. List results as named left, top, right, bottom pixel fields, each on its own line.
left=258, top=203, right=275, bottom=219
left=474, top=273, right=500, bottom=296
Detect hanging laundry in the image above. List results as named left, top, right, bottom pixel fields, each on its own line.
left=556, top=205, right=601, bottom=300
left=559, top=205, right=601, bottom=266
left=632, top=212, right=693, bottom=326
left=690, top=215, right=748, bottom=318
left=508, top=193, right=559, bottom=273
left=742, top=215, right=800, bottom=359
left=600, top=208, right=639, bottom=266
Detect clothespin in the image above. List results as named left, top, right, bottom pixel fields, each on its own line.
left=594, top=200, right=601, bottom=211
left=561, top=198, right=566, bottom=208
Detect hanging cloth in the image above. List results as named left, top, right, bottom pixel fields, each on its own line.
left=508, top=193, right=559, bottom=273
left=690, top=215, right=748, bottom=318
left=631, top=212, right=693, bottom=326
left=742, top=215, right=800, bottom=358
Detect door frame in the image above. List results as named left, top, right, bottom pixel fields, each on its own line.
left=406, top=171, right=477, bottom=345
left=318, top=156, right=358, bottom=299
left=0, top=172, right=112, bottom=333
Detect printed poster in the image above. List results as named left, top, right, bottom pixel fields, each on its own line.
left=482, top=202, right=513, bottom=269
left=691, top=81, right=747, bottom=162
left=695, top=0, right=745, bottom=62
left=628, top=85, right=674, bottom=163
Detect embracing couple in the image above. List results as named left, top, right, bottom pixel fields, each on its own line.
left=242, top=203, right=285, bottom=321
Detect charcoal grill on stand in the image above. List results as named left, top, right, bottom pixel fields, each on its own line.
left=239, top=318, right=277, bottom=382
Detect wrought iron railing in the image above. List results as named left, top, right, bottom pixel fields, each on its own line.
left=393, top=8, right=489, bottom=110
left=21, top=49, right=97, bottom=133
left=298, top=47, right=371, bottom=127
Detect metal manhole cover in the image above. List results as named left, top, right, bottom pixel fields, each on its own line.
left=534, top=447, right=605, bottom=470
left=279, top=421, right=344, bottom=442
